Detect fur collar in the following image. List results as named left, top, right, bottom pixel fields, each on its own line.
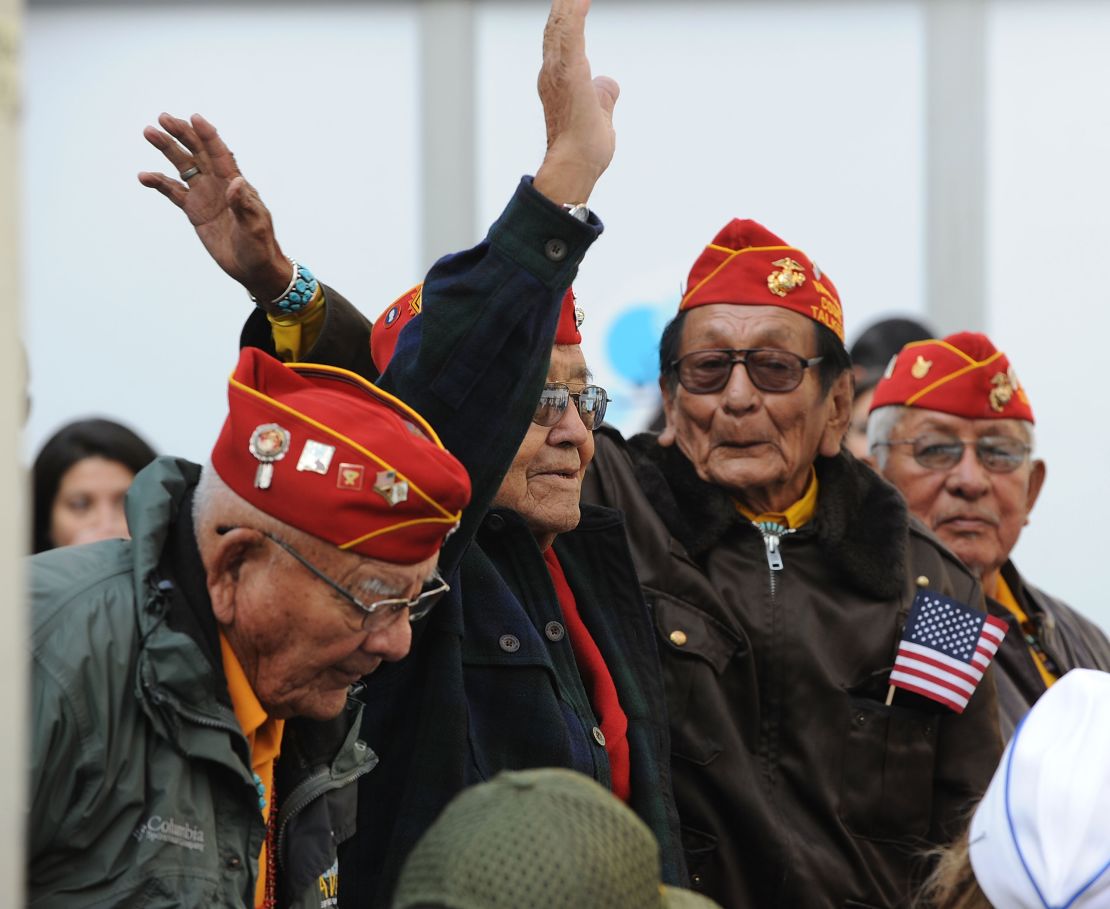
left=624, top=434, right=909, bottom=600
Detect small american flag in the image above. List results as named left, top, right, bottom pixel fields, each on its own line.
left=889, top=590, right=1008, bottom=713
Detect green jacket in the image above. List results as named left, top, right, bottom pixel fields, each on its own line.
left=29, top=457, right=375, bottom=908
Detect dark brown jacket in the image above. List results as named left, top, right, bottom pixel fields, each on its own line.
left=582, top=430, right=1004, bottom=909
left=989, top=561, right=1110, bottom=740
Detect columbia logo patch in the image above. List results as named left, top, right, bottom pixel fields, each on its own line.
left=132, top=815, right=207, bottom=852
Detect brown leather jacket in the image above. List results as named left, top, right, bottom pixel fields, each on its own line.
left=582, top=430, right=1003, bottom=909
left=989, top=561, right=1110, bottom=740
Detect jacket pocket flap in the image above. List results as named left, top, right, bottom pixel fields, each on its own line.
left=653, top=594, right=744, bottom=673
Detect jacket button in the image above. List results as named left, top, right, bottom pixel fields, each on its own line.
left=499, top=634, right=521, bottom=653
left=544, top=238, right=568, bottom=262
left=545, top=621, right=565, bottom=642
left=592, top=725, right=606, bottom=746
left=669, top=629, right=688, bottom=647
left=486, top=514, right=505, bottom=532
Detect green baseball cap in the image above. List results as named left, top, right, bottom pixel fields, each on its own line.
left=391, top=768, right=721, bottom=909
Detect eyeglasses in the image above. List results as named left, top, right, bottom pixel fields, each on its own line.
left=532, top=383, right=609, bottom=430
left=670, top=348, right=824, bottom=395
left=873, top=434, right=1031, bottom=474
left=216, top=525, right=449, bottom=631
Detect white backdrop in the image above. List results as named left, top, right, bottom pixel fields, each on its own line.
left=22, top=0, right=1109, bottom=633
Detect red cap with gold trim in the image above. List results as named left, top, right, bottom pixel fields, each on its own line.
left=211, top=347, right=471, bottom=563
left=679, top=219, right=844, bottom=343
left=369, top=285, right=581, bottom=373
left=869, top=331, right=1034, bottom=423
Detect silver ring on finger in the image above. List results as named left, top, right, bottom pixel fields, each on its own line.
left=179, top=165, right=200, bottom=181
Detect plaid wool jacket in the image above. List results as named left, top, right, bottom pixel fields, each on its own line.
left=241, top=179, right=686, bottom=907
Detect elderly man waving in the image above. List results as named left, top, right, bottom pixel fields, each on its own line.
left=868, top=332, right=1110, bottom=737
left=582, top=220, right=1004, bottom=908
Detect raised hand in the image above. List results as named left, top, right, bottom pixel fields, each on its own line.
left=138, top=113, right=292, bottom=302
left=533, top=0, right=620, bottom=205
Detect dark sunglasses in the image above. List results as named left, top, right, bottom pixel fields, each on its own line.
left=873, top=434, right=1031, bottom=474
left=532, top=383, right=609, bottom=430
left=217, top=525, right=449, bottom=631
left=670, top=348, right=824, bottom=394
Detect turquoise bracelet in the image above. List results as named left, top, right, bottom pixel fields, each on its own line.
left=252, top=259, right=319, bottom=314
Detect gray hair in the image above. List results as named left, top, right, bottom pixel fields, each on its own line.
left=191, top=463, right=405, bottom=598
left=866, top=405, right=1035, bottom=470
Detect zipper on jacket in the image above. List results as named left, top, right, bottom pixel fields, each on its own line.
left=753, top=521, right=796, bottom=597
left=275, top=744, right=378, bottom=860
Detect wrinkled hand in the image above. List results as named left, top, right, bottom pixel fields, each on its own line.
left=138, top=113, right=292, bottom=302
left=534, top=0, right=619, bottom=204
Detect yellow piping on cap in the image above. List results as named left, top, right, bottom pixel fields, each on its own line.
left=339, top=513, right=462, bottom=551
left=228, top=376, right=455, bottom=519
left=903, top=349, right=1005, bottom=407
left=681, top=244, right=800, bottom=308
left=285, top=360, right=446, bottom=449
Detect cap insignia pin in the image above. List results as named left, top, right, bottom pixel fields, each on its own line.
left=337, top=463, right=365, bottom=490
left=248, top=424, right=290, bottom=490
left=989, top=372, right=1014, bottom=412
left=910, top=355, right=933, bottom=379
left=767, top=257, right=807, bottom=297
left=296, top=439, right=336, bottom=475
left=374, top=469, right=409, bottom=506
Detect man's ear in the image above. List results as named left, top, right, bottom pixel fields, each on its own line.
left=818, top=371, right=854, bottom=458
left=657, top=375, right=677, bottom=447
left=1025, top=459, right=1047, bottom=522
left=205, top=528, right=262, bottom=625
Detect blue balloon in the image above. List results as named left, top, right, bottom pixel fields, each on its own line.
left=606, top=304, right=672, bottom=386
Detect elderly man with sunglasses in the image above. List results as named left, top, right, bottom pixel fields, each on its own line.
left=868, top=332, right=1110, bottom=739
left=581, top=220, right=1005, bottom=909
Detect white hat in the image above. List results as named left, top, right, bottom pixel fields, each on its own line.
left=969, top=668, right=1110, bottom=909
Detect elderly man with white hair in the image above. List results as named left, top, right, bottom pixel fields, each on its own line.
left=868, top=331, right=1110, bottom=737
left=29, top=348, right=472, bottom=908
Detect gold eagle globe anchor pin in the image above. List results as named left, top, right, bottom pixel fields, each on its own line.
left=767, top=257, right=807, bottom=297
left=989, top=372, right=1015, bottom=412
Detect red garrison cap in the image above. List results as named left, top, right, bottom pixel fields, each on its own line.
left=679, top=219, right=844, bottom=343
left=211, top=347, right=471, bottom=563
left=869, top=331, right=1034, bottom=423
left=369, top=285, right=580, bottom=373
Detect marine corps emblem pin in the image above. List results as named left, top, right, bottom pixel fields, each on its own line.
left=989, top=372, right=1014, bottom=412
left=767, top=257, right=807, bottom=297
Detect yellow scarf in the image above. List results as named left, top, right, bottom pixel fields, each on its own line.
left=735, top=467, right=819, bottom=528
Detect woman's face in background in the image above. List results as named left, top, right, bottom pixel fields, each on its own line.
left=49, top=456, right=135, bottom=548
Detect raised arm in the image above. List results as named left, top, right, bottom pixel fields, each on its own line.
left=139, top=0, right=618, bottom=571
